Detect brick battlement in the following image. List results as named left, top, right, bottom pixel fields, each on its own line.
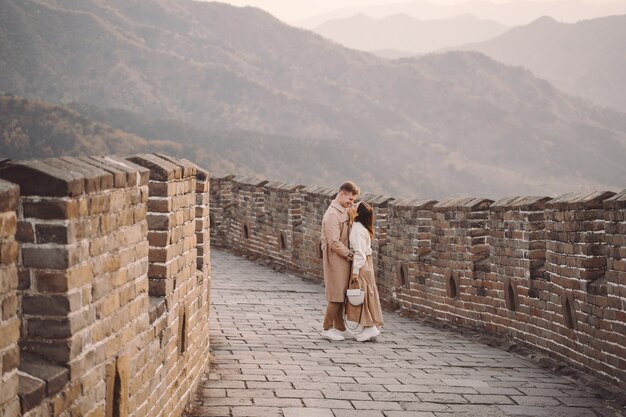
left=210, top=175, right=626, bottom=390
left=0, top=155, right=211, bottom=417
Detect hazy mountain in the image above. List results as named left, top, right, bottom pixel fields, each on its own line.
left=456, top=15, right=626, bottom=113
left=295, top=0, right=626, bottom=28
left=0, top=94, right=365, bottom=186
left=1, top=0, right=626, bottom=198
left=368, top=49, right=418, bottom=60
left=314, top=13, right=510, bottom=56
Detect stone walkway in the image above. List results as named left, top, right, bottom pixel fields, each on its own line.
left=185, top=250, right=624, bottom=417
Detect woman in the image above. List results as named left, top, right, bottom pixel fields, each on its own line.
left=346, top=201, right=384, bottom=342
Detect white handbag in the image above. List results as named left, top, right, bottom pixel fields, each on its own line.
left=346, top=288, right=365, bottom=306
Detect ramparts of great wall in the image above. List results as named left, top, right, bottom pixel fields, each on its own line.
left=0, top=154, right=624, bottom=417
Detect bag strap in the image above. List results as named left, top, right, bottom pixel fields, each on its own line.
left=343, top=297, right=363, bottom=332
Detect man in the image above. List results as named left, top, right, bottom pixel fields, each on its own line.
left=320, top=180, right=360, bottom=341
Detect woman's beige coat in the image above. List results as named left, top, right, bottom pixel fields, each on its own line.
left=321, top=200, right=351, bottom=302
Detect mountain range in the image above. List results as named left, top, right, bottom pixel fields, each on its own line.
left=0, top=93, right=348, bottom=182
left=456, top=14, right=626, bottom=113
left=314, top=13, right=510, bottom=55
left=294, top=0, right=626, bottom=28
left=1, top=0, right=626, bottom=198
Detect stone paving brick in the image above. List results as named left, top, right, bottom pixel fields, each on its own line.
left=231, top=406, right=281, bottom=417
left=226, top=389, right=275, bottom=398
left=283, top=408, right=332, bottom=417
left=184, top=250, right=624, bottom=417
left=383, top=384, right=432, bottom=393
left=464, top=394, right=515, bottom=405
left=303, top=398, right=354, bottom=408
left=444, top=404, right=507, bottom=416
left=511, top=395, right=561, bottom=406
left=352, top=400, right=404, bottom=410
left=253, top=398, right=301, bottom=407
left=275, top=389, right=323, bottom=399
left=418, top=393, right=468, bottom=404
left=369, top=392, right=420, bottom=401
left=246, top=382, right=293, bottom=390
left=402, top=402, right=452, bottom=412
left=431, top=385, right=478, bottom=394
left=497, top=405, right=599, bottom=416
left=332, top=411, right=385, bottom=417
left=385, top=412, right=435, bottom=417
left=322, top=390, right=371, bottom=401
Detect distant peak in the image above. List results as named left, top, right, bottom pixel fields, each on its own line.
left=530, top=15, right=559, bottom=25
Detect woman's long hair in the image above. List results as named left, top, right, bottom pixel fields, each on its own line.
left=355, top=201, right=374, bottom=239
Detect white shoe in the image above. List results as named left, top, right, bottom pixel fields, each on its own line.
left=338, top=328, right=356, bottom=340
left=342, top=324, right=362, bottom=339
left=356, top=326, right=380, bottom=342
left=322, top=328, right=345, bottom=341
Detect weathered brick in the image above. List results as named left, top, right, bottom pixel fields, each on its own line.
left=0, top=241, right=18, bottom=265
left=0, top=212, right=17, bottom=239
left=22, top=199, right=79, bottom=220
left=0, top=180, right=19, bottom=212
left=22, top=293, right=81, bottom=316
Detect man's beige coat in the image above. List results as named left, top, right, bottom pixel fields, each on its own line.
left=321, top=200, right=351, bottom=302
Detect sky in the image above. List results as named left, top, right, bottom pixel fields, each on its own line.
left=211, top=0, right=618, bottom=22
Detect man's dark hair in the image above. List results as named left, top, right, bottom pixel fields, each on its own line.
left=338, top=181, right=360, bottom=196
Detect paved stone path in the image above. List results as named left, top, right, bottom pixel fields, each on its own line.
left=185, top=250, right=623, bottom=417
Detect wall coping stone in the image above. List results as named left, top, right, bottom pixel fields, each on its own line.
left=490, top=196, right=552, bottom=212
left=300, top=185, right=336, bottom=198
left=127, top=154, right=183, bottom=181
left=86, top=156, right=149, bottom=187
left=546, top=191, right=617, bottom=210
left=232, top=176, right=268, bottom=187
left=40, top=158, right=111, bottom=195
left=389, top=198, right=438, bottom=210
left=0, top=159, right=85, bottom=197
left=360, top=193, right=395, bottom=207
left=153, top=154, right=198, bottom=179
left=0, top=178, right=19, bottom=211
left=58, top=157, right=115, bottom=192
left=179, top=158, right=209, bottom=181
left=212, top=174, right=236, bottom=181
left=433, top=197, right=494, bottom=212
left=265, top=181, right=304, bottom=192
left=603, top=189, right=626, bottom=209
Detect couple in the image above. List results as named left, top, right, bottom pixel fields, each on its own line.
left=320, top=181, right=384, bottom=342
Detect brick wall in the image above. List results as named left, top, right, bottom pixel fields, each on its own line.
left=0, top=154, right=210, bottom=417
left=210, top=176, right=626, bottom=389
left=292, top=185, right=335, bottom=280
left=0, top=180, right=20, bottom=417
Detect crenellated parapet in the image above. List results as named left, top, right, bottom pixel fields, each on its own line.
left=0, top=154, right=211, bottom=417
left=210, top=176, right=626, bottom=389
